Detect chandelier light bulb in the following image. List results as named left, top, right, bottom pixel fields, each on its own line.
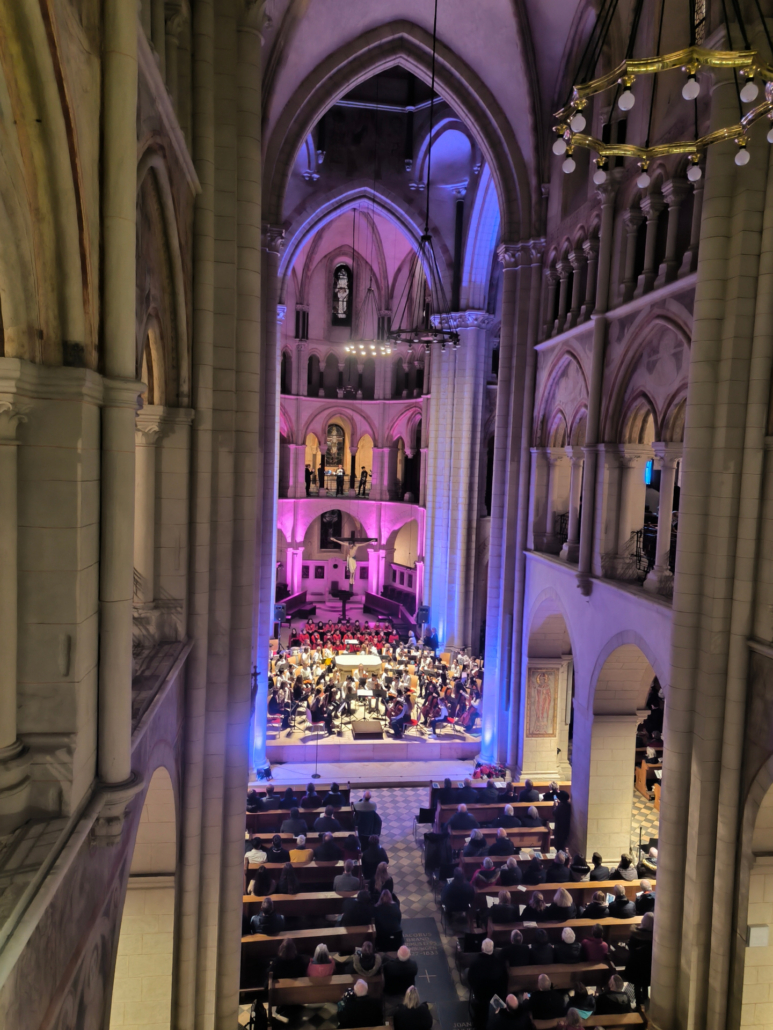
left=553, top=137, right=568, bottom=156
left=735, top=146, right=751, bottom=166
left=636, top=171, right=651, bottom=188
left=740, top=79, right=759, bottom=103
left=562, top=156, right=576, bottom=174
left=687, top=163, right=702, bottom=181
left=569, top=112, right=586, bottom=132
left=682, top=75, right=700, bottom=101
left=593, top=167, right=608, bottom=184
left=618, top=89, right=635, bottom=111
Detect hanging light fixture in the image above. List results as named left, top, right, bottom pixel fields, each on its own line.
left=553, top=0, right=773, bottom=179
left=388, top=0, right=459, bottom=352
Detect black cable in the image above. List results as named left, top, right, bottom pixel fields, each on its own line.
left=626, top=0, right=646, bottom=60
left=689, top=0, right=696, bottom=46
left=645, top=0, right=667, bottom=148
left=424, top=0, right=439, bottom=234
left=751, top=0, right=773, bottom=59
left=729, top=0, right=751, bottom=50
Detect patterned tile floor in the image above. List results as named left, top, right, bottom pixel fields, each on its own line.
left=240, top=783, right=659, bottom=1027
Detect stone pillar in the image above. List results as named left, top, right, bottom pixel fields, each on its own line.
left=419, top=446, right=428, bottom=506
left=635, top=194, right=665, bottom=297
left=287, top=547, right=304, bottom=595
left=542, top=269, right=559, bottom=341
left=543, top=449, right=568, bottom=551
left=679, top=178, right=704, bottom=276
left=643, top=443, right=681, bottom=594
left=348, top=446, right=357, bottom=496
left=294, top=341, right=306, bottom=396
left=164, top=4, right=186, bottom=110
left=414, top=558, right=425, bottom=607
left=134, top=409, right=164, bottom=606
left=287, top=443, right=306, bottom=499
left=0, top=402, right=31, bottom=834
left=580, top=238, right=599, bottom=320
left=560, top=447, right=584, bottom=562
left=657, top=178, right=690, bottom=285
left=621, top=208, right=644, bottom=303
left=565, top=249, right=584, bottom=330
left=554, top=259, right=572, bottom=334
left=370, top=446, right=388, bottom=500
left=614, top=446, right=650, bottom=575
left=585, top=714, right=639, bottom=861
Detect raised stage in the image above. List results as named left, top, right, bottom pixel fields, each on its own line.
left=251, top=758, right=479, bottom=788
left=266, top=721, right=480, bottom=763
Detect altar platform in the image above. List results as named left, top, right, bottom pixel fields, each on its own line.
left=251, top=758, right=479, bottom=788
left=265, top=720, right=480, bottom=764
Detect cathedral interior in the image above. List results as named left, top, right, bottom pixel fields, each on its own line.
left=4, top=1, right=773, bottom=1029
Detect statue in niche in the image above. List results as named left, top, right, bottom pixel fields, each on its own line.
left=332, top=263, right=352, bottom=326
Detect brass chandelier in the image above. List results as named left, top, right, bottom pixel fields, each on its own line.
left=554, top=0, right=773, bottom=186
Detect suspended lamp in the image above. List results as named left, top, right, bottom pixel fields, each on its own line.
left=554, top=0, right=773, bottom=181
left=388, top=0, right=459, bottom=352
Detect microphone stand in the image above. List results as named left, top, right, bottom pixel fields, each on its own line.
left=312, top=706, right=322, bottom=779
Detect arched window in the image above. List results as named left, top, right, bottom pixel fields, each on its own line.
left=326, top=424, right=345, bottom=467
left=307, top=353, right=321, bottom=396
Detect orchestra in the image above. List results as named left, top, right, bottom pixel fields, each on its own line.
left=267, top=615, right=484, bottom=739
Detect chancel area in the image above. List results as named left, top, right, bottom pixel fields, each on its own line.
left=3, top=2, right=773, bottom=1030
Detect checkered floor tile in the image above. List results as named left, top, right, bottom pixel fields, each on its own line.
left=630, top=787, right=659, bottom=858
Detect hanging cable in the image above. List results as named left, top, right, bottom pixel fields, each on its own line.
left=424, top=0, right=439, bottom=234
left=644, top=0, right=666, bottom=149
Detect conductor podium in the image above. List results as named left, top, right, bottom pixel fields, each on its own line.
left=351, top=720, right=383, bottom=740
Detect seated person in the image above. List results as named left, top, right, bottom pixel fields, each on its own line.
left=546, top=887, right=577, bottom=922
left=487, top=993, right=533, bottom=1030
left=553, top=926, right=582, bottom=964
left=333, top=859, right=362, bottom=892
left=267, top=835, right=290, bottom=863
left=314, top=832, right=343, bottom=862
left=437, top=777, right=457, bottom=804
left=337, top=979, right=383, bottom=1030
left=246, top=789, right=262, bottom=813
left=569, top=982, right=595, bottom=1020
left=350, top=940, right=382, bottom=980
left=244, top=837, right=266, bottom=864
left=278, top=787, right=298, bottom=810
left=272, top=938, right=309, bottom=979
left=541, top=780, right=561, bottom=801
left=374, top=889, right=403, bottom=949
left=341, top=888, right=375, bottom=927
left=479, top=779, right=500, bottom=803
left=502, top=929, right=531, bottom=967
left=392, top=985, right=433, bottom=1030
left=249, top=897, right=285, bottom=936
left=441, top=867, right=475, bottom=912
left=609, top=852, right=637, bottom=881
left=594, top=974, right=634, bottom=1014
left=494, top=804, right=522, bottom=829
left=314, top=805, right=343, bottom=832
left=529, top=974, right=567, bottom=1021
left=519, top=806, right=544, bottom=829
left=361, top=835, right=389, bottom=879
left=467, top=939, right=509, bottom=1010
left=280, top=807, right=306, bottom=835
left=299, top=782, right=320, bottom=809
left=608, top=883, right=636, bottom=918
left=488, top=828, right=517, bottom=856
left=289, top=834, right=313, bottom=863
left=322, top=782, right=345, bottom=808
left=342, top=833, right=362, bottom=861
left=636, top=878, right=656, bottom=914
left=529, top=929, right=554, bottom=965
left=517, top=779, right=540, bottom=803
left=456, top=778, right=479, bottom=804
left=382, top=945, right=418, bottom=995
left=589, top=851, right=610, bottom=881
left=464, top=829, right=489, bottom=857
left=582, top=890, right=609, bottom=920
left=569, top=853, right=590, bottom=881
left=498, top=856, right=523, bottom=887
left=472, top=857, right=500, bottom=888
left=638, top=845, right=658, bottom=878
left=545, top=851, right=571, bottom=882
left=521, top=890, right=548, bottom=923
left=498, top=782, right=517, bottom=802
left=449, top=803, right=480, bottom=831
left=580, top=923, right=610, bottom=962
left=275, top=862, right=300, bottom=895
left=522, top=854, right=546, bottom=886
left=307, top=942, right=336, bottom=977
left=489, top=889, right=519, bottom=924
left=260, top=785, right=280, bottom=809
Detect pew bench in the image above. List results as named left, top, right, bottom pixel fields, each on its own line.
left=242, top=890, right=358, bottom=916
left=428, top=780, right=572, bottom=806
left=269, top=973, right=384, bottom=1017
left=449, top=826, right=550, bottom=852
left=246, top=806, right=355, bottom=833
left=532, top=1016, right=644, bottom=1029
left=246, top=861, right=358, bottom=888
left=486, top=915, right=643, bottom=945
left=436, top=800, right=556, bottom=829
left=251, top=783, right=351, bottom=801
left=241, top=924, right=374, bottom=960
left=507, top=961, right=614, bottom=990
left=473, top=879, right=656, bottom=909
left=461, top=854, right=555, bottom=878
left=245, top=830, right=352, bottom=845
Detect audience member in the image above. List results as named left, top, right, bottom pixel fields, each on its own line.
left=479, top=779, right=500, bottom=803
left=351, top=940, right=382, bottom=980
left=609, top=853, right=636, bottom=881
left=322, top=782, right=345, bottom=808
left=541, top=781, right=561, bottom=801
left=464, top=829, right=489, bottom=856
left=314, top=805, right=343, bottom=832
left=529, top=974, right=567, bottom=1020
left=468, top=939, right=509, bottom=1012
left=488, top=828, right=517, bottom=856
left=529, top=929, right=554, bottom=965
left=374, top=889, right=403, bottom=949
left=608, top=883, right=636, bottom=918
left=260, top=785, right=280, bottom=809
left=456, top=778, right=479, bottom=804
left=569, top=983, right=595, bottom=1019
left=545, top=851, right=570, bottom=882
left=589, top=851, right=610, bottom=881
left=490, top=890, right=519, bottom=924
left=353, top=790, right=377, bottom=813
left=594, top=974, right=634, bottom=1014
left=449, top=803, right=480, bottom=830
left=342, top=833, right=362, bottom=861
left=249, top=897, right=285, bottom=936
left=272, top=938, right=309, bottom=979
left=522, top=891, right=548, bottom=923
left=494, top=804, right=522, bottom=829
left=337, top=979, right=383, bottom=1029
left=487, top=993, right=534, bottom=1029
left=267, top=835, right=290, bottom=863
left=498, top=856, right=523, bottom=887
left=333, top=859, right=362, bottom=892
left=308, top=943, right=336, bottom=977
left=289, top=835, right=313, bottom=863
left=280, top=807, right=306, bottom=835
left=625, top=911, right=654, bottom=1005
left=361, top=835, right=389, bottom=879
left=341, top=888, right=374, bottom=927
left=299, top=783, right=320, bottom=809
left=314, top=832, right=343, bottom=861
left=518, top=779, right=540, bottom=803
left=472, top=856, right=500, bottom=888
left=393, top=986, right=432, bottom=1030
left=552, top=791, right=572, bottom=851
left=278, top=787, right=298, bottom=810
left=244, top=837, right=266, bottom=864
left=246, top=789, right=262, bottom=813
left=383, top=946, right=418, bottom=995
left=569, top=853, right=590, bottom=881
left=438, top=777, right=457, bottom=804
left=522, top=853, right=546, bottom=885
left=275, top=863, right=299, bottom=895
left=441, top=867, right=475, bottom=912
left=519, top=806, right=544, bottom=829
left=580, top=923, right=609, bottom=963
left=553, top=927, right=581, bottom=964
left=582, top=890, right=609, bottom=920
left=636, top=879, right=656, bottom=914
left=502, top=929, right=531, bottom=967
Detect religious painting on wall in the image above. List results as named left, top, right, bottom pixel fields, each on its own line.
left=320, top=509, right=343, bottom=550
left=332, top=263, right=353, bottom=326
left=326, top=424, right=345, bottom=467
left=526, top=667, right=558, bottom=737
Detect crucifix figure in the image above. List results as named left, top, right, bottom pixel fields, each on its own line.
left=330, top=530, right=377, bottom=619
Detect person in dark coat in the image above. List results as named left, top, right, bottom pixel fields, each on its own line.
left=582, top=890, right=610, bottom=920
left=569, top=853, right=590, bottom=881
left=313, top=805, right=343, bottom=832
left=522, top=855, right=546, bottom=885
left=544, top=851, right=571, bottom=882
left=299, top=783, right=320, bottom=809
left=589, top=851, right=610, bottom=881
left=636, top=880, right=656, bottom=914
left=494, top=804, right=522, bottom=829
left=553, top=927, right=582, bottom=964
left=608, top=883, right=636, bottom=918
left=382, top=946, right=418, bottom=995
left=479, top=780, right=500, bottom=803
left=456, top=778, right=479, bottom=804
left=521, top=891, right=549, bottom=923
left=267, top=835, right=290, bottom=863
left=393, top=986, right=433, bottom=1030
left=374, top=889, right=403, bottom=949
left=502, top=929, right=531, bottom=967
left=625, top=912, right=654, bottom=1005
left=489, top=890, right=519, bottom=924
left=278, top=787, right=298, bottom=810
left=519, top=807, right=545, bottom=829
left=260, top=786, right=281, bottom=809
left=322, top=782, right=345, bottom=807
left=487, top=993, right=535, bottom=1030
left=314, top=832, right=343, bottom=861
left=545, top=888, right=577, bottom=922
left=272, top=938, right=309, bottom=979
left=337, top=980, right=383, bottom=1029
left=464, top=829, right=489, bottom=857
left=468, top=939, right=509, bottom=1011
left=448, top=804, right=480, bottom=830
left=438, top=777, right=457, bottom=804
left=517, top=779, right=540, bottom=803
left=304, top=463, right=312, bottom=496
left=552, top=791, right=572, bottom=852
left=594, top=974, right=634, bottom=1014
left=529, top=974, right=567, bottom=1020
left=441, top=867, right=475, bottom=913
left=249, top=897, right=285, bottom=935
left=341, top=889, right=375, bottom=927
left=528, top=929, right=554, bottom=965
left=246, top=789, right=262, bottom=812
left=279, top=807, right=306, bottom=835
left=488, top=828, right=517, bottom=856
left=361, top=836, right=389, bottom=879
left=498, top=857, right=523, bottom=886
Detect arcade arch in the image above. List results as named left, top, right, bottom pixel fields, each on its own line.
left=522, top=597, right=573, bottom=783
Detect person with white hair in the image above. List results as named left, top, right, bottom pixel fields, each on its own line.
left=638, top=845, right=658, bottom=877
left=448, top=802, right=480, bottom=830
left=554, top=926, right=582, bottom=963
left=467, top=938, right=508, bottom=1017
left=519, top=805, right=545, bottom=828
left=636, top=878, right=656, bottom=914
left=337, top=977, right=383, bottom=1028
left=392, top=985, right=432, bottom=1030
left=498, top=855, right=523, bottom=887
left=488, top=992, right=534, bottom=1029
left=595, top=973, right=634, bottom=1014
left=529, top=973, right=568, bottom=1020
left=488, top=827, right=517, bottom=856
left=288, top=834, right=313, bottom=863
left=382, top=945, right=418, bottom=996
left=494, top=803, right=522, bottom=829
left=463, top=828, right=488, bottom=857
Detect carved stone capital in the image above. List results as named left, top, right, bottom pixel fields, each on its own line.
left=640, top=195, right=666, bottom=220
left=568, top=249, right=585, bottom=272
left=497, top=243, right=521, bottom=269
left=164, top=1, right=188, bottom=39
left=624, top=209, right=645, bottom=233
left=0, top=400, right=26, bottom=444
left=556, top=259, right=573, bottom=279
left=582, top=237, right=600, bottom=260
left=651, top=441, right=682, bottom=469
left=135, top=408, right=165, bottom=445
left=662, top=178, right=691, bottom=207
left=91, top=773, right=146, bottom=848
left=262, top=223, right=286, bottom=252
left=449, top=310, right=497, bottom=330
left=238, top=0, right=270, bottom=34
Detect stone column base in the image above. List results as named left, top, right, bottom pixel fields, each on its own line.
left=90, top=772, right=146, bottom=847
left=0, top=739, right=32, bottom=837
left=559, top=541, right=579, bottom=562
left=643, top=565, right=673, bottom=596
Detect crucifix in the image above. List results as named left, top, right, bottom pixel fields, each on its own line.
left=330, top=530, right=377, bottom=619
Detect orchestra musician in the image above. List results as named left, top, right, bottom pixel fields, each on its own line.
left=388, top=691, right=412, bottom=738
left=309, top=687, right=334, bottom=734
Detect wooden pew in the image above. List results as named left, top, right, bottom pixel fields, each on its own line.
left=269, top=973, right=383, bottom=1016
left=246, top=806, right=355, bottom=833
left=473, top=879, right=656, bottom=909
left=448, top=826, right=550, bottom=852
left=250, top=783, right=352, bottom=802
left=486, top=915, right=643, bottom=945
left=654, top=782, right=661, bottom=811
left=507, top=962, right=613, bottom=990
left=461, top=854, right=555, bottom=878
left=245, top=830, right=352, bottom=845
left=243, top=891, right=357, bottom=916
left=436, top=800, right=555, bottom=830
left=532, top=1017, right=644, bottom=1029
left=428, top=780, right=571, bottom=806
left=241, top=924, right=374, bottom=960
left=635, top=761, right=661, bottom=800
left=246, top=861, right=357, bottom=888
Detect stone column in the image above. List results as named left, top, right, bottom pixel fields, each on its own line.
left=565, top=249, right=584, bottom=329
left=414, top=558, right=425, bottom=608
left=134, top=409, right=164, bottom=606
left=621, top=208, right=644, bottom=303
left=294, top=341, right=306, bottom=396
left=348, top=445, right=357, bottom=495
left=580, top=238, right=599, bottom=320
left=679, top=178, right=704, bottom=276
left=643, top=443, right=681, bottom=594
left=370, top=446, right=388, bottom=500
left=287, top=546, right=304, bottom=595
left=419, top=446, right=428, bottom=506
left=554, top=260, right=571, bottom=334
left=543, top=449, right=568, bottom=551
left=0, top=402, right=30, bottom=834
left=164, top=3, right=186, bottom=110
left=560, top=447, right=584, bottom=562
left=635, top=194, right=666, bottom=296
left=151, top=0, right=166, bottom=79
left=542, top=268, right=559, bottom=340
left=585, top=714, right=639, bottom=861
left=614, top=447, right=650, bottom=578
left=657, top=178, right=690, bottom=285
left=286, top=443, right=305, bottom=499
